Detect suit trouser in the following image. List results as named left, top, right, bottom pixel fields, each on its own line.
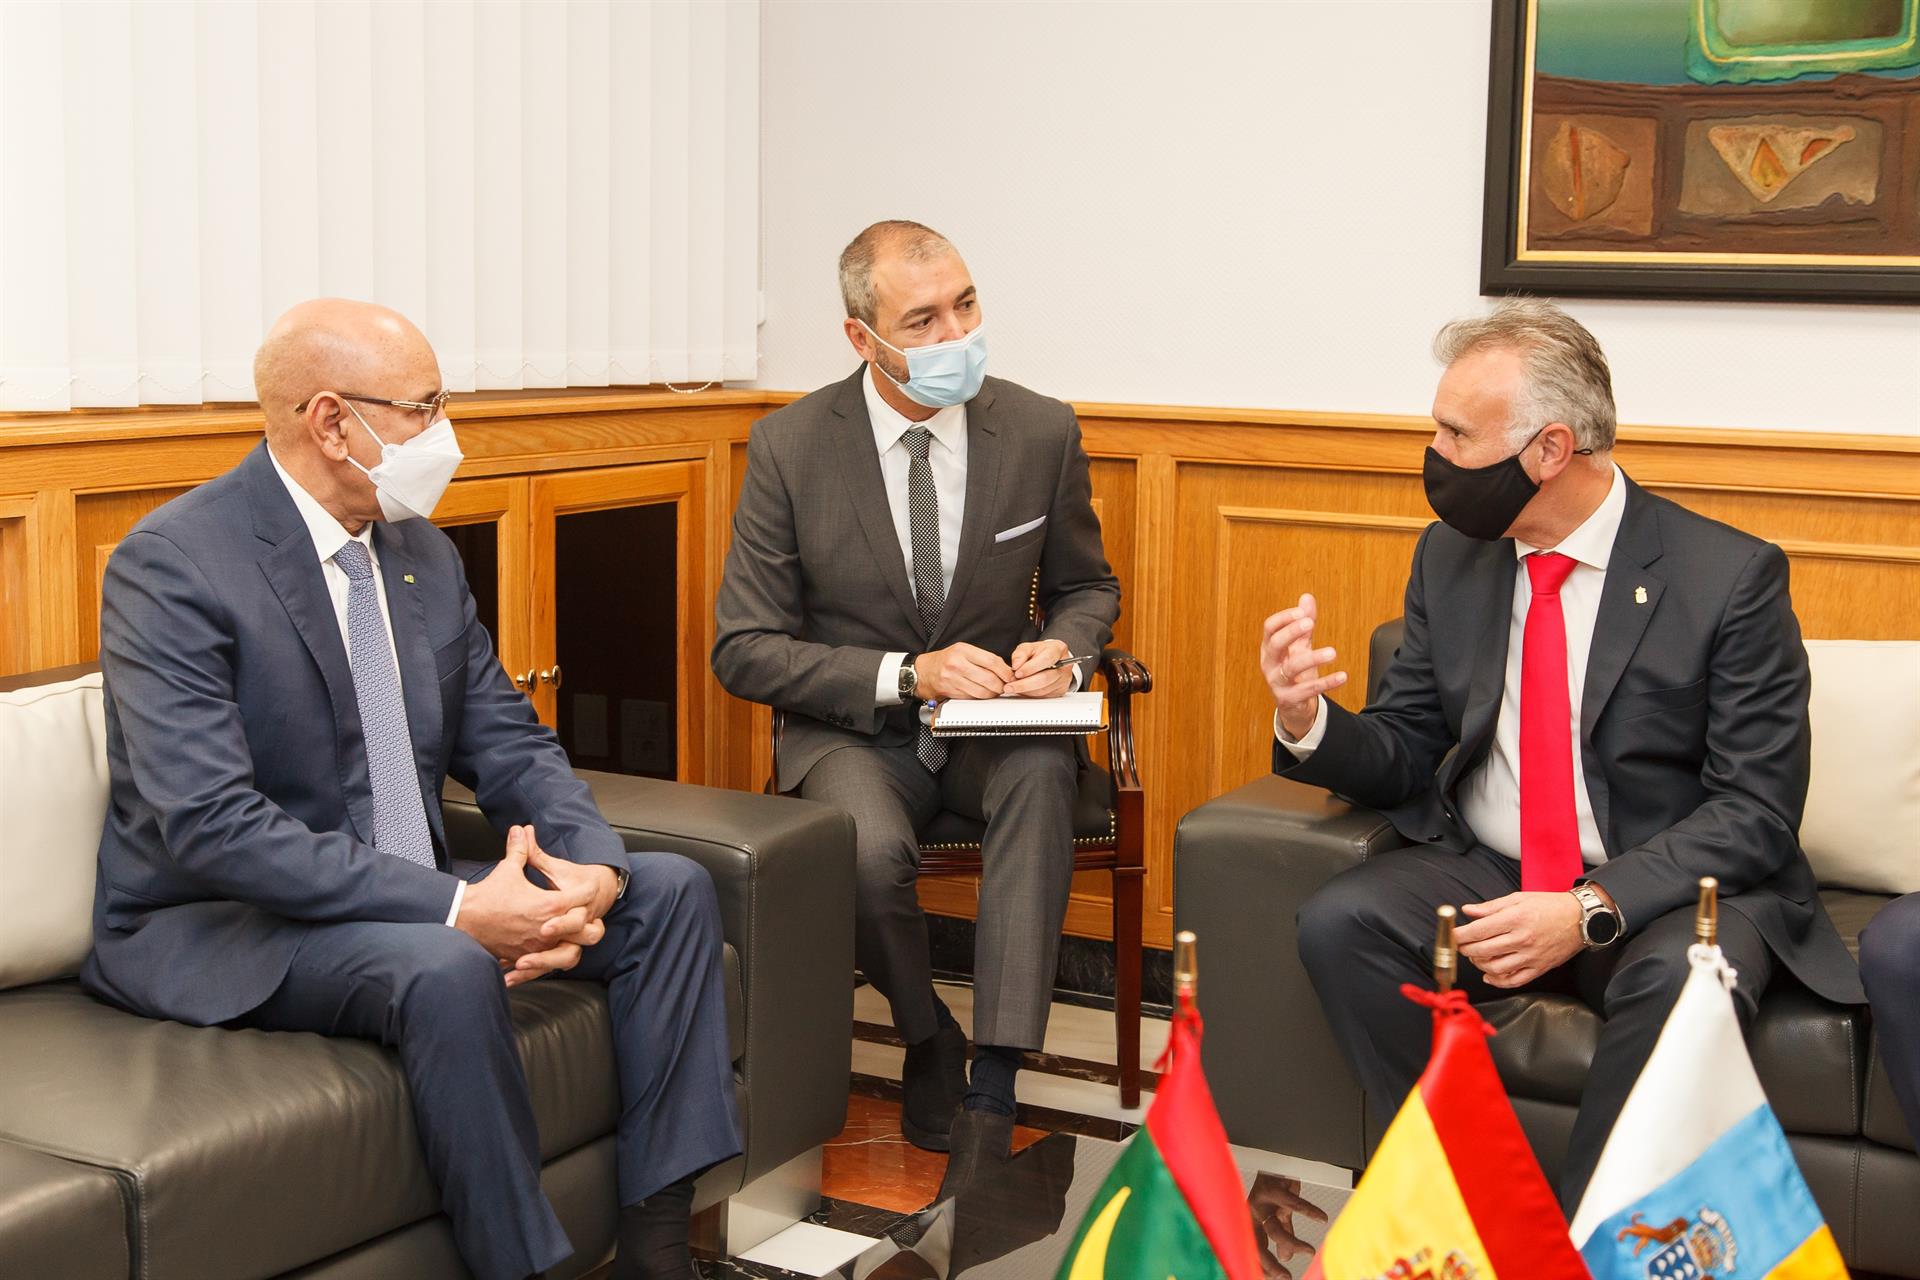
left=797, top=737, right=1078, bottom=1050
left=1296, top=842, right=1772, bottom=1209
left=1859, top=891, right=1920, bottom=1148
left=231, top=851, right=741, bottom=1280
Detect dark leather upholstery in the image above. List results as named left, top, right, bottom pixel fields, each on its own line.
left=1176, top=620, right=1918, bottom=1275
left=0, top=1140, right=128, bottom=1279
left=0, top=758, right=853, bottom=1278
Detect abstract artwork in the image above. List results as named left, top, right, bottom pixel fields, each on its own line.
left=1483, top=0, right=1920, bottom=302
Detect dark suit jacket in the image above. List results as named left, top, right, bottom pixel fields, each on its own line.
left=712, top=367, right=1121, bottom=792
left=82, top=441, right=627, bottom=1027
left=1276, top=474, right=1861, bottom=1005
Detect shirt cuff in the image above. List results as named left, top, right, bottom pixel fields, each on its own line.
left=445, top=878, right=466, bottom=928
left=1273, top=697, right=1329, bottom=760
left=876, top=651, right=909, bottom=706
left=1068, top=663, right=1084, bottom=693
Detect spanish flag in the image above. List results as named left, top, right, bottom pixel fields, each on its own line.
left=1053, top=987, right=1262, bottom=1280
left=1305, top=985, right=1591, bottom=1280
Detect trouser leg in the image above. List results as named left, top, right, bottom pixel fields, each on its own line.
left=233, top=921, right=571, bottom=1280
left=798, top=746, right=944, bottom=1043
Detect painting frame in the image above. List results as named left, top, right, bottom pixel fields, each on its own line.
left=1481, top=0, right=1920, bottom=304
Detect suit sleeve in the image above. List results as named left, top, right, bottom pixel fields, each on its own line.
left=1274, top=524, right=1457, bottom=809
left=711, top=420, right=892, bottom=732
left=443, top=544, right=626, bottom=870
left=100, top=531, right=459, bottom=923
left=1035, top=409, right=1120, bottom=680
left=1585, top=544, right=1810, bottom=931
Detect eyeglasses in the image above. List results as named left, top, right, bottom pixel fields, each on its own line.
left=295, top=389, right=453, bottom=422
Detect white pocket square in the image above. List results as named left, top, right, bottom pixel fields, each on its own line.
left=994, top=515, right=1047, bottom=543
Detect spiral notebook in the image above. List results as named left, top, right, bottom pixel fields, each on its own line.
left=929, top=691, right=1107, bottom=737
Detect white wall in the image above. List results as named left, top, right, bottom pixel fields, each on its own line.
left=754, top=0, right=1920, bottom=436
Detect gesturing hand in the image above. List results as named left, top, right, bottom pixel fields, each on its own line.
left=1261, top=593, right=1347, bottom=741
left=916, top=642, right=1015, bottom=701
left=1455, top=891, right=1584, bottom=989
left=453, top=825, right=600, bottom=971
left=1003, top=638, right=1074, bottom=698
left=1247, top=1172, right=1328, bottom=1280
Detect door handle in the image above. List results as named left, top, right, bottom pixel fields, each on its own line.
left=540, top=664, right=564, bottom=689
left=513, top=669, right=537, bottom=691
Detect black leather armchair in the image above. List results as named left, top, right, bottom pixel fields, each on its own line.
left=0, top=658, right=856, bottom=1280
left=1174, top=621, right=1919, bottom=1277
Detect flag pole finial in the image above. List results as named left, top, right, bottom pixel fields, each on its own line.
left=1695, top=877, right=1719, bottom=948
left=1174, top=930, right=1198, bottom=1000
left=1434, top=906, right=1457, bottom=993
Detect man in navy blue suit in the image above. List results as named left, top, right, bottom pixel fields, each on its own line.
left=83, top=298, right=739, bottom=1280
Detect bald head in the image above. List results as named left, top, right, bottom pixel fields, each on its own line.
left=254, top=299, right=440, bottom=444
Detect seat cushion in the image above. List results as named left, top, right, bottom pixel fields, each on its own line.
left=0, top=671, right=106, bottom=990
left=0, top=979, right=635, bottom=1280
left=1481, top=981, right=1863, bottom=1137
left=919, top=762, right=1116, bottom=850
left=0, top=1140, right=128, bottom=1280
left=1864, top=1029, right=1914, bottom=1152
left=1800, top=640, right=1920, bottom=895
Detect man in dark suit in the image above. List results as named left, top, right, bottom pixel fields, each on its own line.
left=713, top=221, right=1119, bottom=1189
left=1268, top=299, right=1860, bottom=1206
left=83, top=299, right=739, bottom=1280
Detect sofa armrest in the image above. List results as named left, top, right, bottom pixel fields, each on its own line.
left=1173, top=774, right=1405, bottom=1171
left=441, top=774, right=856, bottom=1193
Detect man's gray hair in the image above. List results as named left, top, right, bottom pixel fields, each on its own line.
left=838, top=220, right=956, bottom=325
left=1433, top=298, right=1617, bottom=454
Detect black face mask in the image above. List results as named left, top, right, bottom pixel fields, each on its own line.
left=1422, top=432, right=1543, bottom=541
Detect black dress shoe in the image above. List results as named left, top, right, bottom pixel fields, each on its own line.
left=933, top=1108, right=1014, bottom=1205
left=900, top=1022, right=968, bottom=1151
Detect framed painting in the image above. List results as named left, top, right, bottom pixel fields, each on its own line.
left=1483, top=0, right=1920, bottom=302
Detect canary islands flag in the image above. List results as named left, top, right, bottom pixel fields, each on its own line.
left=1304, top=985, right=1591, bottom=1280
left=1053, top=991, right=1262, bottom=1280
left=1571, top=943, right=1848, bottom=1279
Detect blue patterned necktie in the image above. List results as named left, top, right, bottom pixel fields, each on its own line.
left=332, top=540, right=436, bottom=867
left=904, top=426, right=948, bottom=773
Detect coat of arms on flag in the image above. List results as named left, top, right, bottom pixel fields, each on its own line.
left=1571, top=886, right=1848, bottom=1280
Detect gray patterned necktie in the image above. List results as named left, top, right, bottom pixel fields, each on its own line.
left=332, top=540, right=436, bottom=866
left=903, top=426, right=948, bottom=773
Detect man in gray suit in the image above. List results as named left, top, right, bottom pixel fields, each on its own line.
left=713, top=221, right=1119, bottom=1189
left=85, top=299, right=739, bottom=1280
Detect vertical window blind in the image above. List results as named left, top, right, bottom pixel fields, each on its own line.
left=0, top=0, right=759, bottom=412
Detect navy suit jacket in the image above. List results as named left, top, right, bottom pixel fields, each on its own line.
left=1277, top=476, right=1862, bottom=1006
left=82, top=441, right=627, bottom=1026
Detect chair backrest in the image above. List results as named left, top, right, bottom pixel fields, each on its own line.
left=1360, top=619, right=1920, bottom=898
left=0, top=665, right=107, bottom=991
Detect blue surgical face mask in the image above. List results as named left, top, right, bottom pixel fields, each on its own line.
left=860, top=319, right=988, bottom=408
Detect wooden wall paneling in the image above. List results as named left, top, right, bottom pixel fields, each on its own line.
left=0, top=496, right=36, bottom=676
left=73, top=486, right=195, bottom=664
left=433, top=476, right=534, bottom=682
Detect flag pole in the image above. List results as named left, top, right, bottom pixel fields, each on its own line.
left=1434, top=905, right=1457, bottom=993
left=1695, top=876, right=1719, bottom=948
left=1174, top=929, right=1198, bottom=1000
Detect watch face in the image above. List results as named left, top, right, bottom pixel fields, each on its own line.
left=1585, top=909, right=1621, bottom=945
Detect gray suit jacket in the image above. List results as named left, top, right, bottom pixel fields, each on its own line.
left=713, top=368, right=1121, bottom=792
left=82, top=441, right=628, bottom=1027
left=1276, top=476, right=1861, bottom=1005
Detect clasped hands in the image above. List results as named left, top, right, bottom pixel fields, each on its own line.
left=915, top=638, right=1077, bottom=701
left=454, top=825, right=622, bottom=988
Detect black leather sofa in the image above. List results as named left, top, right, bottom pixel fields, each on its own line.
left=0, top=664, right=857, bottom=1279
left=1175, top=621, right=1917, bottom=1277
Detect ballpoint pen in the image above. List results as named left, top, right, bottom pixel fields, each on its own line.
left=1046, top=653, right=1093, bottom=670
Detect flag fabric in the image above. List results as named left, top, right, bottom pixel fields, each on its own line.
left=1305, top=984, right=1591, bottom=1280
left=1571, top=942, right=1848, bottom=1280
left=1054, top=993, right=1262, bottom=1280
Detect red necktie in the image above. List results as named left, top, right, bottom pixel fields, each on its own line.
left=1520, top=552, right=1582, bottom=892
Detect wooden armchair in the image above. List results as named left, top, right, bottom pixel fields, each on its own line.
left=769, top=648, right=1152, bottom=1108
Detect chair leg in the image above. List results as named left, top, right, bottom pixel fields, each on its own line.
left=1113, top=866, right=1144, bottom=1110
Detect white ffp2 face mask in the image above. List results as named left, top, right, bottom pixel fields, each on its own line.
left=344, top=402, right=463, bottom=522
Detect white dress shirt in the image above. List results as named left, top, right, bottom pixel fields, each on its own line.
left=268, top=449, right=463, bottom=926
left=1279, top=465, right=1628, bottom=871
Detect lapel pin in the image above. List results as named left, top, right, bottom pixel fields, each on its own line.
left=403, top=574, right=415, bottom=584
left=1635, top=585, right=1648, bottom=605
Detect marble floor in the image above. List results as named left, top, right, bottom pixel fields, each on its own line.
left=707, top=982, right=1351, bottom=1278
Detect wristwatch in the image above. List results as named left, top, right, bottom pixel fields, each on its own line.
left=1572, top=883, right=1623, bottom=949
left=898, top=655, right=919, bottom=702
